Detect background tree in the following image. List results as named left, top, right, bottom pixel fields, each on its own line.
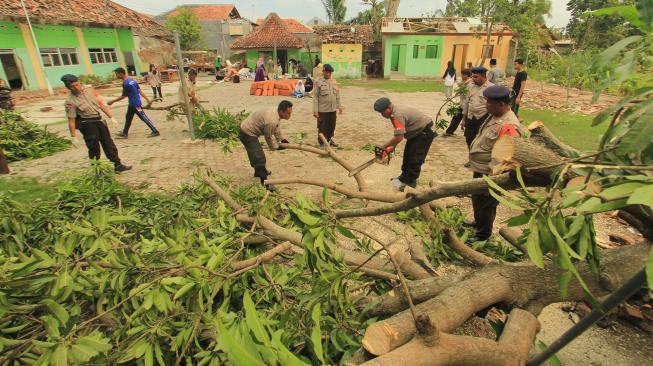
left=322, top=0, right=348, bottom=24
left=354, top=0, right=386, bottom=40
left=165, top=7, right=202, bottom=50
left=567, top=0, right=639, bottom=49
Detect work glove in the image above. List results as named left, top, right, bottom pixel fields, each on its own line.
left=71, top=136, right=81, bottom=148
left=109, top=117, right=119, bottom=128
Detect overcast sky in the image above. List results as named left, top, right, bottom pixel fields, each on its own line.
left=114, top=0, right=571, bottom=29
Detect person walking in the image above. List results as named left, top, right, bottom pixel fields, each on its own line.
left=442, top=61, right=456, bottom=99
left=373, top=97, right=437, bottom=192
left=444, top=68, right=472, bottom=136
left=461, top=66, right=492, bottom=149
left=467, top=85, right=522, bottom=243
left=487, top=59, right=504, bottom=85
left=108, top=67, right=160, bottom=139
left=239, top=101, right=292, bottom=192
left=147, top=64, right=162, bottom=100
left=313, top=64, right=342, bottom=148
left=61, top=74, right=131, bottom=173
left=179, top=68, right=199, bottom=114
left=511, top=58, right=527, bottom=116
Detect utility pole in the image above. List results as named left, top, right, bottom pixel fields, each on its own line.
left=174, top=31, right=196, bottom=140
left=20, top=0, right=53, bottom=95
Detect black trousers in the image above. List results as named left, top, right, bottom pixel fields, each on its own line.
left=317, top=111, right=337, bottom=144
left=151, top=86, right=162, bottom=99
left=511, top=96, right=521, bottom=116
left=399, top=123, right=436, bottom=185
left=464, top=114, right=488, bottom=149
left=123, top=105, right=158, bottom=135
left=471, top=172, right=499, bottom=240
left=239, top=130, right=268, bottom=183
left=445, top=113, right=463, bottom=135
left=79, top=120, right=122, bottom=165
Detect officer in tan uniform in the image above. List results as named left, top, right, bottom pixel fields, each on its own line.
left=62, top=74, right=131, bottom=173
left=467, top=85, right=522, bottom=243
left=462, top=66, right=492, bottom=149
left=239, top=100, right=292, bottom=192
left=313, top=64, right=342, bottom=147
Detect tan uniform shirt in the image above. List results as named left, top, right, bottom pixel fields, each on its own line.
left=64, top=87, right=102, bottom=120
left=313, top=77, right=341, bottom=113
left=465, top=80, right=492, bottom=120
left=240, top=107, right=285, bottom=150
left=312, top=65, right=323, bottom=79
left=389, top=105, right=432, bottom=140
left=459, top=79, right=472, bottom=117
left=469, top=110, right=522, bottom=174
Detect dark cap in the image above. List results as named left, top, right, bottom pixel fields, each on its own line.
left=483, top=85, right=511, bottom=100
left=60, top=74, right=78, bottom=85
left=374, top=97, right=391, bottom=112
left=471, top=66, right=487, bottom=74
left=323, top=64, right=334, bottom=72
left=113, top=67, right=126, bottom=74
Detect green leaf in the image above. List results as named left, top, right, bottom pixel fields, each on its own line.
left=592, top=87, right=653, bottom=126
left=336, top=225, right=357, bottom=239
left=292, top=208, right=320, bottom=226
left=117, top=338, right=149, bottom=363
left=52, top=344, right=68, bottom=366
left=310, top=304, right=324, bottom=364
left=216, top=320, right=266, bottom=366
left=525, top=220, right=544, bottom=268
left=647, top=247, right=653, bottom=291
left=537, top=341, right=562, bottom=366
left=41, top=299, right=69, bottom=326
left=617, top=106, right=653, bottom=156
left=243, top=291, right=270, bottom=345
left=42, top=316, right=60, bottom=338
left=506, top=213, right=530, bottom=227
left=592, top=6, right=645, bottom=32
left=173, top=283, right=195, bottom=301
left=593, top=35, right=642, bottom=70
left=627, top=185, right=653, bottom=210
left=271, top=330, right=309, bottom=366
left=144, top=343, right=154, bottom=366
left=489, top=189, right=524, bottom=211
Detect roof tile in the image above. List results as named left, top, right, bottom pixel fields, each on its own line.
left=231, top=13, right=304, bottom=50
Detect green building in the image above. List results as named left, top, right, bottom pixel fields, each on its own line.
left=0, top=0, right=171, bottom=91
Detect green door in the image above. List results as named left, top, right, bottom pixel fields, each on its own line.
left=391, top=45, right=406, bottom=73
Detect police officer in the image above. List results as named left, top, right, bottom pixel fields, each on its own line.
left=313, top=64, right=342, bottom=148
left=462, top=66, right=492, bottom=150
left=62, top=74, right=131, bottom=173
left=467, top=85, right=522, bottom=243
left=239, top=100, right=292, bottom=192
left=373, top=97, right=437, bottom=192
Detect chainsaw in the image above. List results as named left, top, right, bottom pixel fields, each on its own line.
left=348, top=146, right=393, bottom=177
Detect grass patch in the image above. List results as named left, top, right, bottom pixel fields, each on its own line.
left=339, top=79, right=444, bottom=93
left=519, top=109, right=605, bottom=151
left=0, top=177, right=58, bottom=204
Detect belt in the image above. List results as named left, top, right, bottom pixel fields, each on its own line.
left=80, top=116, right=102, bottom=123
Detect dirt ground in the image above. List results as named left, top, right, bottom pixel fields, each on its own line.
left=3, top=76, right=651, bottom=365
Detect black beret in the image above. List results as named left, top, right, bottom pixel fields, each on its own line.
left=471, top=66, right=488, bottom=74
left=483, top=85, right=511, bottom=100
left=374, top=97, right=391, bottom=112
left=60, top=74, right=78, bottom=85
left=323, top=64, right=334, bottom=72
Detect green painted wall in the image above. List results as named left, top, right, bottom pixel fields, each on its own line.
left=383, top=35, right=444, bottom=78
left=0, top=21, right=26, bottom=48
left=32, top=24, right=79, bottom=48
left=82, top=28, right=118, bottom=48
left=0, top=21, right=34, bottom=89
left=246, top=50, right=258, bottom=69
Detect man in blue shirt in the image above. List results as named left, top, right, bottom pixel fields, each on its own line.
left=108, top=67, right=160, bottom=138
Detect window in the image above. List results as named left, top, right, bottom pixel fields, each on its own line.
left=89, top=48, right=117, bottom=64
left=40, top=48, right=79, bottom=67
left=412, top=45, right=419, bottom=58
left=481, top=45, right=494, bottom=59
left=425, top=45, right=438, bottom=59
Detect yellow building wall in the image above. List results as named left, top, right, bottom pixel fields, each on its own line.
left=441, top=34, right=513, bottom=74
left=321, top=44, right=363, bottom=79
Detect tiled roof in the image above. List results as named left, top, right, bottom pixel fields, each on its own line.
left=166, top=4, right=239, bottom=21
left=313, top=25, right=374, bottom=46
left=231, top=13, right=304, bottom=50
left=0, top=0, right=171, bottom=39
left=256, top=18, right=313, bottom=33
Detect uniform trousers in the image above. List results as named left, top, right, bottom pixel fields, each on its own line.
left=123, top=105, right=158, bottom=135
left=79, top=120, right=122, bottom=165
left=471, top=172, right=499, bottom=240
left=445, top=113, right=463, bottom=135
left=317, top=111, right=337, bottom=144
left=464, top=114, right=488, bottom=148
left=399, top=122, right=436, bottom=185
left=239, top=130, right=268, bottom=182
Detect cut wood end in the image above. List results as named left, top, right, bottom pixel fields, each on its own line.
left=491, top=135, right=516, bottom=162
left=527, top=120, right=545, bottom=130
left=362, top=323, right=396, bottom=356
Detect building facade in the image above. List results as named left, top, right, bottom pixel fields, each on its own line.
left=313, top=25, right=374, bottom=79
left=381, top=17, right=516, bottom=79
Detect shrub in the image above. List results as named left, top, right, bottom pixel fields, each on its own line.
left=0, top=110, right=71, bottom=162
left=193, top=108, right=250, bottom=152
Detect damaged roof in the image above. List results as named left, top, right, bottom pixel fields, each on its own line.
left=312, top=25, right=374, bottom=46
left=231, top=13, right=304, bottom=50
left=381, top=17, right=514, bottom=35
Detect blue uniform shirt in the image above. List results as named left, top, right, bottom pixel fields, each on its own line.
left=122, top=78, right=142, bottom=106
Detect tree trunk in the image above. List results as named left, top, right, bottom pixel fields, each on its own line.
left=527, top=121, right=579, bottom=158
left=0, top=148, right=9, bottom=174
left=491, top=135, right=567, bottom=182
left=499, top=226, right=527, bottom=254
left=361, top=243, right=649, bottom=356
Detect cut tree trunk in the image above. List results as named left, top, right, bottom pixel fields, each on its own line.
left=527, top=121, right=580, bottom=158
left=491, top=135, right=567, bottom=182
left=499, top=226, right=528, bottom=254
left=361, top=242, right=649, bottom=356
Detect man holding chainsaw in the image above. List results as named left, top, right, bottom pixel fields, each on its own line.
left=372, top=97, right=437, bottom=191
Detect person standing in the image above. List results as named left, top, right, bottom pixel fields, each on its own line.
left=314, top=55, right=321, bottom=68
left=461, top=66, right=492, bottom=149
left=255, top=56, right=266, bottom=82
left=467, top=85, right=522, bottom=243
left=511, top=59, right=527, bottom=116
left=147, top=64, right=162, bottom=100
left=108, top=67, right=160, bottom=139
left=179, top=68, right=199, bottom=114
left=313, top=64, right=342, bottom=147
left=239, top=101, right=292, bottom=192
left=266, top=56, right=275, bottom=80
left=442, top=61, right=456, bottom=99
left=373, top=97, right=437, bottom=192
left=444, top=68, right=472, bottom=136
left=61, top=74, right=131, bottom=173
left=487, top=59, right=504, bottom=85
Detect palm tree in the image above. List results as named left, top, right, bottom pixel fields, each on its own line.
left=321, top=0, right=347, bottom=24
